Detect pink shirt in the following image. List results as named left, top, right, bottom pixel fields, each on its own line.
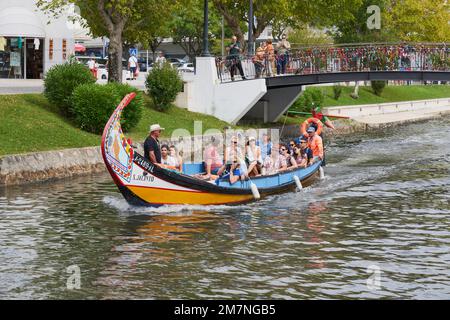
left=204, top=146, right=223, bottom=170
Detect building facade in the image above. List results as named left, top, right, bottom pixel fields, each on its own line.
left=0, top=0, right=74, bottom=79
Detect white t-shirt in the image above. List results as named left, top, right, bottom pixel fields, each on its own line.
left=155, top=56, right=166, bottom=65
left=162, top=156, right=177, bottom=167
left=34, top=38, right=40, bottom=50
left=87, top=59, right=96, bottom=70
left=128, top=56, right=138, bottom=68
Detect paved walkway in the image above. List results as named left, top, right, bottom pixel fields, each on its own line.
left=0, top=77, right=147, bottom=95
left=0, top=79, right=44, bottom=94
left=353, top=104, right=450, bottom=125
left=323, top=96, right=450, bottom=126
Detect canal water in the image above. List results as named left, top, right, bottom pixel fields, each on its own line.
left=1, top=118, right=449, bottom=299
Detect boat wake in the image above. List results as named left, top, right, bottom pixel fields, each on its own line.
left=102, top=195, right=248, bottom=216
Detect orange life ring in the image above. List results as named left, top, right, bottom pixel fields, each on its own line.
left=300, top=117, right=323, bottom=136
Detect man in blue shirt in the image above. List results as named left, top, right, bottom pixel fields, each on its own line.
left=257, top=133, right=272, bottom=161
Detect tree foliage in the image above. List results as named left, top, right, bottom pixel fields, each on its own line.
left=145, top=62, right=183, bottom=112
left=384, top=0, right=450, bottom=42
left=170, top=0, right=221, bottom=61
left=287, top=25, right=334, bottom=47
left=37, top=0, right=173, bottom=82
left=329, top=0, right=450, bottom=43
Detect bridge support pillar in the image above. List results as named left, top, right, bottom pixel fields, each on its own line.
left=177, top=57, right=267, bottom=124
left=240, top=85, right=304, bottom=123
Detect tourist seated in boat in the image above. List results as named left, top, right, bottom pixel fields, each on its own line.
left=229, top=160, right=246, bottom=184
left=280, top=143, right=297, bottom=169
left=160, top=144, right=179, bottom=170
left=169, top=145, right=183, bottom=172
left=262, top=144, right=287, bottom=175
left=292, top=143, right=306, bottom=168
left=292, top=139, right=311, bottom=168
left=245, top=136, right=262, bottom=177
left=257, top=133, right=272, bottom=162
left=299, top=137, right=314, bottom=166
left=217, top=135, right=248, bottom=177
left=288, top=140, right=296, bottom=155
left=197, top=136, right=223, bottom=180
left=144, top=124, right=164, bottom=164
left=306, top=126, right=323, bottom=163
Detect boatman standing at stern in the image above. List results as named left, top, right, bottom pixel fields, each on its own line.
left=307, top=126, right=323, bottom=164
left=144, top=124, right=164, bottom=164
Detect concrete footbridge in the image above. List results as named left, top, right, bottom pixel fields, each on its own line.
left=176, top=43, right=450, bottom=124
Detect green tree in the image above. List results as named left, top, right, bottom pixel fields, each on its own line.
left=329, top=0, right=450, bottom=43
left=37, top=0, right=171, bottom=82
left=329, top=0, right=391, bottom=44
left=287, top=24, right=334, bottom=47
left=384, top=0, right=450, bottom=42
left=170, top=0, right=221, bottom=62
left=212, top=0, right=362, bottom=51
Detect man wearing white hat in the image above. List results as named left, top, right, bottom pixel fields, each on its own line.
left=144, top=124, right=165, bottom=164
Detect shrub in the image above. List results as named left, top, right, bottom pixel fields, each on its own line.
left=105, top=83, right=143, bottom=132
left=371, top=80, right=387, bottom=96
left=291, top=88, right=325, bottom=113
left=145, top=62, right=183, bottom=111
left=71, top=83, right=120, bottom=134
left=333, top=84, right=342, bottom=100
left=44, top=62, right=96, bottom=116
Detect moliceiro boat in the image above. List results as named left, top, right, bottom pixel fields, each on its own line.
left=101, top=93, right=323, bottom=207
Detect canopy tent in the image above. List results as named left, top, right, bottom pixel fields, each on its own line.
left=0, top=6, right=45, bottom=38
left=74, top=43, right=86, bottom=52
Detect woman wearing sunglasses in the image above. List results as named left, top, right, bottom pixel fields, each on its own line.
left=292, top=143, right=308, bottom=168
left=279, top=143, right=297, bottom=169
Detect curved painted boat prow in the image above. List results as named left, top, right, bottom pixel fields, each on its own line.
left=102, top=94, right=323, bottom=207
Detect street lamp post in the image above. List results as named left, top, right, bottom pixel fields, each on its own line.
left=248, top=0, right=254, bottom=56
left=201, top=0, right=211, bottom=57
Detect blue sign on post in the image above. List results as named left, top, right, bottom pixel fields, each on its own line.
left=129, top=48, right=138, bottom=56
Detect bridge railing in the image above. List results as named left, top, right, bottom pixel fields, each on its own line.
left=214, top=43, right=450, bottom=83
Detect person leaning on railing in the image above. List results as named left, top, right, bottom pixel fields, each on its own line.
left=265, top=39, right=275, bottom=76
left=252, top=42, right=266, bottom=78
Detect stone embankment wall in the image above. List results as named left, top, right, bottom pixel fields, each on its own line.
left=0, top=147, right=105, bottom=186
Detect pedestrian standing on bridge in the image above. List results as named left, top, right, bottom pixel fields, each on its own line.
left=276, top=34, right=291, bottom=75
left=226, top=36, right=246, bottom=81
left=253, top=42, right=266, bottom=78
left=265, top=39, right=275, bottom=76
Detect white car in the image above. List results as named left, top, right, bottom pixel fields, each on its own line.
left=177, top=62, right=194, bottom=73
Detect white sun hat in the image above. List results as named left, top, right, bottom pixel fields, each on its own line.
left=149, top=124, right=165, bottom=132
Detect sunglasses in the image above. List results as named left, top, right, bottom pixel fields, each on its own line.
left=280, top=148, right=286, bottom=151
left=290, top=144, right=295, bottom=146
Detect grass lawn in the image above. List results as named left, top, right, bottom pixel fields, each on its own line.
left=1, top=84, right=449, bottom=156
left=0, top=94, right=100, bottom=156
left=317, top=84, right=450, bottom=107
left=0, top=94, right=262, bottom=156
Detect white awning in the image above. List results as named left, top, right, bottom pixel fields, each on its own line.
left=0, top=6, right=46, bottom=38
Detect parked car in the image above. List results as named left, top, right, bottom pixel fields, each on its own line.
left=138, top=58, right=150, bottom=72
left=177, top=62, right=194, bottom=73
left=167, top=58, right=186, bottom=64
